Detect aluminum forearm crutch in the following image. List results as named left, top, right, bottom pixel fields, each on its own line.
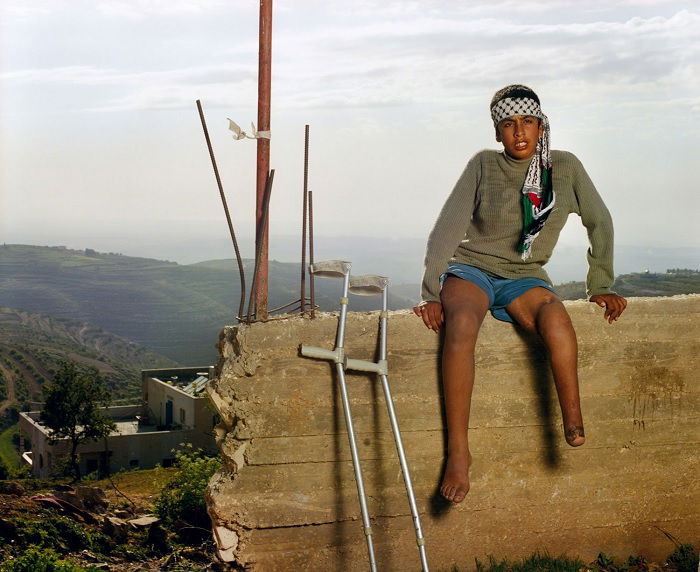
left=299, top=260, right=378, bottom=572
left=346, top=275, right=429, bottom=572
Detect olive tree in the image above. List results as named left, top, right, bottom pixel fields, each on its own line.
left=40, top=361, right=116, bottom=480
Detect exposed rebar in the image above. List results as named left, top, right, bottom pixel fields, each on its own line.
left=308, top=189, right=315, bottom=318
left=300, top=124, right=310, bottom=316
left=196, top=99, right=246, bottom=322
left=247, top=168, right=275, bottom=324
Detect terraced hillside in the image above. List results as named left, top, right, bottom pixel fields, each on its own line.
left=0, top=245, right=415, bottom=364
left=0, top=307, right=178, bottom=409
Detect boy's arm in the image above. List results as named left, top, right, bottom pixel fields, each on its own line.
left=419, top=154, right=481, bottom=303
left=571, top=154, right=628, bottom=322
left=415, top=154, right=482, bottom=331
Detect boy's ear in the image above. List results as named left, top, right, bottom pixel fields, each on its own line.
left=495, top=128, right=502, bottom=143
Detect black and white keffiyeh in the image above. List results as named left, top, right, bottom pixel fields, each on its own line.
left=491, top=97, right=555, bottom=260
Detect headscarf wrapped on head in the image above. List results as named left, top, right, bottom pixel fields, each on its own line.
left=491, top=92, right=555, bottom=260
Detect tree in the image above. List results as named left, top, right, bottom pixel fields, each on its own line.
left=40, top=361, right=116, bottom=480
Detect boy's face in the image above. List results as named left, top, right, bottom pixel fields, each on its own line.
left=496, top=115, right=543, bottom=160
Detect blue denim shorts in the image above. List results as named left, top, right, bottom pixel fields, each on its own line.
left=439, top=263, right=556, bottom=323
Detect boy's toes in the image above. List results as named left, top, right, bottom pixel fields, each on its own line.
left=440, top=483, right=469, bottom=503
left=565, top=425, right=586, bottom=447
left=440, top=485, right=454, bottom=502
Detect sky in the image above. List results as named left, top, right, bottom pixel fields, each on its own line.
left=1, top=0, right=699, bottom=267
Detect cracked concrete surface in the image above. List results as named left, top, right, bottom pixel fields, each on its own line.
left=206, top=297, right=700, bottom=570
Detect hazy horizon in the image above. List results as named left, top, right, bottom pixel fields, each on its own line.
left=5, top=237, right=698, bottom=288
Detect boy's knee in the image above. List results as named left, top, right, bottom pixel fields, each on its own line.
left=444, top=308, right=482, bottom=345
left=536, top=297, right=573, bottom=330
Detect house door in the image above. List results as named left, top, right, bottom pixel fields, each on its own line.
left=165, top=399, right=173, bottom=426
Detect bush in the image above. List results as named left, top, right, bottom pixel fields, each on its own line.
left=0, top=547, right=92, bottom=572
left=667, top=544, right=699, bottom=572
left=2, top=513, right=110, bottom=555
left=155, top=444, right=221, bottom=528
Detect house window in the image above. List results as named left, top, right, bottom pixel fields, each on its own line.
left=179, top=408, right=186, bottom=425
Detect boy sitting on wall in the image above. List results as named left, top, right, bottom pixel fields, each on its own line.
left=414, top=84, right=627, bottom=503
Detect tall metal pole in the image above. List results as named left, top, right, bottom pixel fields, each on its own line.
left=255, top=0, right=273, bottom=320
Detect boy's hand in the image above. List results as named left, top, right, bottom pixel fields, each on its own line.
left=589, top=293, right=627, bottom=324
left=413, top=301, right=444, bottom=332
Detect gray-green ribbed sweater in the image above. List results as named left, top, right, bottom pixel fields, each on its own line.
left=421, top=149, right=614, bottom=302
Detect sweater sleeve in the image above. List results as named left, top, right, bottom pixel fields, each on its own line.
left=571, top=154, right=615, bottom=297
left=420, top=153, right=481, bottom=302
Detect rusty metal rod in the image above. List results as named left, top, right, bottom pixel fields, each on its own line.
left=196, top=99, right=246, bottom=322
left=247, top=169, right=275, bottom=324
left=269, top=298, right=303, bottom=314
left=308, top=189, right=315, bottom=318
left=269, top=295, right=313, bottom=315
left=300, top=124, right=310, bottom=316
left=255, top=0, right=273, bottom=321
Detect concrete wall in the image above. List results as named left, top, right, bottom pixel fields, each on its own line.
left=206, top=296, right=699, bottom=570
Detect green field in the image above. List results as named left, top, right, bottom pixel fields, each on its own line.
left=0, top=423, right=20, bottom=469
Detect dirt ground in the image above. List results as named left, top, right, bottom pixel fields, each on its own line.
left=0, top=471, right=224, bottom=572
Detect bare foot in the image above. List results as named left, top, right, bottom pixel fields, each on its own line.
left=440, top=451, right=472, bottom=503
left=565, top=424, right=586, bottom=447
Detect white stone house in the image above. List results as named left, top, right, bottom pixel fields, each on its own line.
left=19, top=367, right=218, bottom=478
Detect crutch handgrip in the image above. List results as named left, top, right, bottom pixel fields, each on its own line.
left=344, top=358, right=388, bottom=375
left=300, top=345, right=342, bottom=363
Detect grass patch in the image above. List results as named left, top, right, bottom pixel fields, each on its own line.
left=0, top=423, right=20, bottom=469
left=93, top=466, right=177, bottom=512
left=96, top=466, right=176, bottom=497
left=474, top=552, right=584, bottom=572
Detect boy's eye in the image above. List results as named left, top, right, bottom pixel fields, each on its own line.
left=524, top=117, right=534, bottom=124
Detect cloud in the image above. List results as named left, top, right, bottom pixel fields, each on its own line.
left=96, top=0, right=231, bottom=20
left=269, top=7, right=700, bottom=110
left=1, top=63, right=258, bottom=111
left=2, top=3, right=698, bottom=114
left=2, top=63, right=255, bottom=85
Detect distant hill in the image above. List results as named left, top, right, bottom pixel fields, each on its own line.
left=555, top=269, right=700, bottom=300
left=0, top=245, right=415, bottom=364
left=380, top=270, right=700, bottom=306
left=0, top=306, right=178, bottom=411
